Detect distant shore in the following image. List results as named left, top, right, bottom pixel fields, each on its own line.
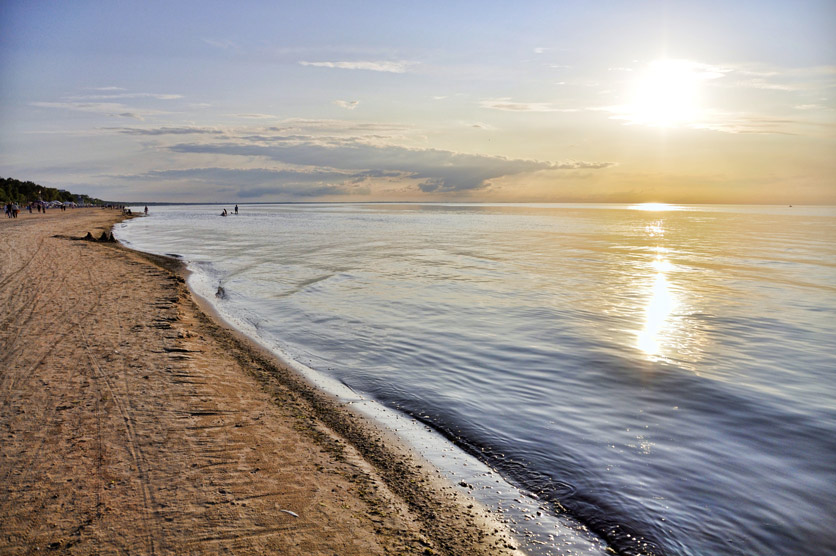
left=0, top=208, right=518, bottom=555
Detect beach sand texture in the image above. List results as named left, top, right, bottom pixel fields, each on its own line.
left=0, top=209, right=517, bottom=555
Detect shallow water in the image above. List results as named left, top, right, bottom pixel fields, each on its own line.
left=117, top=203, right=836, bottom=555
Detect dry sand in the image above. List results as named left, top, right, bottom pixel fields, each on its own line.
left=0, top=209, right=520, bottom=555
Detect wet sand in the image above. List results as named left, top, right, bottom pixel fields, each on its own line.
left=0, top=209, right=519, bottom=555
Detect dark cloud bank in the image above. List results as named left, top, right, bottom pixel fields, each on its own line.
left=163, top=140, right=614, bottom=196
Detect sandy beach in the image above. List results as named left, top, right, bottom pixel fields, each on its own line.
left=0, top=209, right=518, bottom=555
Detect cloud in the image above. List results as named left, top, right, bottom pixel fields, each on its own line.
left=794, top=104, right=824, bottom=111
left=30, top=101, right=155, bottom=119
left=734, top=79, right=800, bottom=91
left=232, top=113, right=278, bottom=119
left=688, top=112, right=803, bottom=135
left=334, top=100, right=359, bottom=110
left=127, top=167, right=374, bottom=198
left=69, top=92, right=183, bottom=100
left=603, top=101, right=804, bottom=134
left=712, top=64, right=836, bottom=93
left=271, top=118, right=410, bottom=133
left=480, top=99, right=579, bottom=112
left=166, top=139, right=613, bottom=193
left=111, top=126, right=224, bottom=136
left=29, top=88, right=182, bottom=123
left=552, top=160, right=614, bottom=169
left=299, top=60, right=412, bottom=73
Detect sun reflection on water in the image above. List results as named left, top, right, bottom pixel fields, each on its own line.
left=637, top=261, right=676, bottom=356
left=636, top=222, right=678, bottom=357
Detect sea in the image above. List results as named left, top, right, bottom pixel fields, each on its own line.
left=115, top=203, right=836, bottom=556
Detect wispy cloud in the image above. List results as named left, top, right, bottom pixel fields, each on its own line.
left=111, top=126, right=224, bottom=136
left=334, top=100, right=359, bottom=110
left=232, top=113, right=278, bottom=120
left=480, top=99, right=579, bottom=112
left=689, top=111, right=805, bottom=135
left=30, top=101, right=158, bottom=120
left=734, top=79, right=801, bottom=91
left=604, top=102, right=807, bottom=135
left=794, top=104, right=826, bottom=111
left=30, top=88, right=182, bottom=120
left=203, top=38, right=239, bottom=50
left=69, top=92, right=183, bottom=101
left=715, top=64, right=836, bottom=93
left=259, top=118, right=412, bottom=138
left=299, top=60, right=413, bottom=73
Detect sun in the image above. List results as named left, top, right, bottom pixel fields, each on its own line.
left=623, top=59, right=705, bottom=128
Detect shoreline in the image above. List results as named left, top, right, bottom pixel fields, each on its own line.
left=0, top=208, right=518, bottom=555
left=155, top=231, right=525, bottom=555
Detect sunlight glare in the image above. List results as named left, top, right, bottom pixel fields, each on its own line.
left=625, top=60, right=705, bottom=128
left=636, top=220, right=679, bottom=358
left=637, top=270, right=676, bottom=356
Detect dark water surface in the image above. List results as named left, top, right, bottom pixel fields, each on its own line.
left=118, top=203, right=836, bottom=555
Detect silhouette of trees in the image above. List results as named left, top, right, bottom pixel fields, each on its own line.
left=0, top=177, right=103, bottom=205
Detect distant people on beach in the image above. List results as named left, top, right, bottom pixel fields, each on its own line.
left=5, top=203, right=20, bottom=218
left=234, top=204, right=238, bottom=215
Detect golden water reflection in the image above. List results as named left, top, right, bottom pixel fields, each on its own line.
left=628, top=202, right=682, bottom=212
left=636, top=223, right=678, bottom=358
left=637, top=259, right=676, bottom=356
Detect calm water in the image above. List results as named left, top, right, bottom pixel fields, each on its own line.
left=116, top=203, right=836, bottom=556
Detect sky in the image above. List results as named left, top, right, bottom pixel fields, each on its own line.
left=1, top=0, right=834, bottom=204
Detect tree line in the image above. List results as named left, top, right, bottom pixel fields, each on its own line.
left=1, top=177, right=104, bottom=205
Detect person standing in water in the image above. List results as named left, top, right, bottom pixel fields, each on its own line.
left=144, top=206, right=149, bottom=215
